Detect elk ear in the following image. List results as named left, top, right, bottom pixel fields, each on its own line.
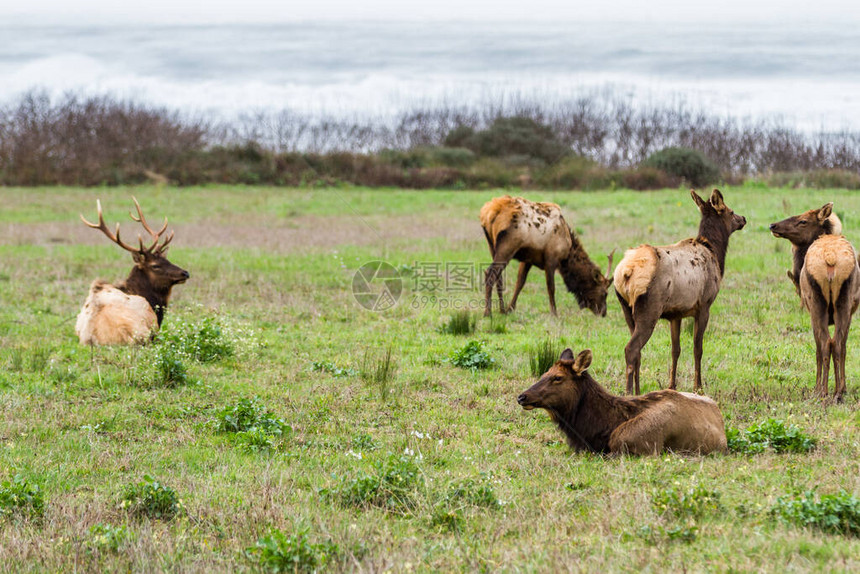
left=572, top=349, right=592, bottom=374
left=132, top=251, right=145, bottom=264
left=690, top=189, right=706, bottom=210
left=559, top=348, right=575, bottom=362
left=818, top=202, right=834, bottom=221
left=709, top=189, right=726, bottom=212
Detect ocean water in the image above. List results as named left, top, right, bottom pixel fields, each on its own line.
left=2, top=20, right=860, bottom=130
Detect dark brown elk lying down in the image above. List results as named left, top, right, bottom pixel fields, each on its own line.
left=614, top=189, right=746, bottom=394
left=76, top=198, right=189, bottom=345
left=770, top=203, right=860, bottom=401
left=479, top=195, right=614, bottom=317
left=517, top=348, right=727, bottom=455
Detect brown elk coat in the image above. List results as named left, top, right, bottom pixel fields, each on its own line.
left=480, top=195, right=612, bottom=316
left=75, top=198, right=189, bottom=346
left=517, top=348, right=727, bottom=455
left=771, top=204, right=859, bottom=399
left=613, top=189, right=746, bottom=394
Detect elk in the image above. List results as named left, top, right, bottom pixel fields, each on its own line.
left=614, top=189, right=746, bottom=394
left=75, top=198, right=189, bottom=345
left=480, top=195, right=614, bottom=317
left=517, top=348, right=727, bottom=455
left=770, top=203, right=860, bottom=400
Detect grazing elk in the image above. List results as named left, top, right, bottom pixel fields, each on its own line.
left=75, top=198, right=189, bottom=345
left=480, top=195, right=614, bottom=317
left=614, top=189, right=746, bottom=394
left=517, top=348, right=727, bottom=455
left=770, top=203, right=860, bottom=400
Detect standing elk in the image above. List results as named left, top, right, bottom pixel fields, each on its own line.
left=614, top=189, right=746, bottom=394
left=75, top=198, right=190, bottom=345
left=517, top=348, right=727, bottom=455
left=770, top=202, right=860, bottom=400
left=480, top=195, right=614, bottom=317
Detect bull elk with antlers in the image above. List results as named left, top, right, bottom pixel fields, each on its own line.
left=480, top=195, right=614, bottom=317
left=770, top=202, right=860, bottom=401
left=614, top=189, right=746, bottom=394
left=75, top=198, right=189, bottom=345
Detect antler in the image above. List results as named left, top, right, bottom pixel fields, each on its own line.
left=80, top=199, right=140, bottom=253
left=130, top=196, right=173, bottom=254
left=605, top=248, right=616, bottom=280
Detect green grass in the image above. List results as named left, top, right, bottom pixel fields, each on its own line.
left=1, top=184, right=859, bottom=571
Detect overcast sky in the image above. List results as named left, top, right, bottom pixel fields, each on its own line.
left=4, top=0, right=860, bottom=25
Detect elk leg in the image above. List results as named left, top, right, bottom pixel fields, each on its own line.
left=484, top=241, right=516, bottom=316
left=807, top=297, right=831, bottom=397
left=507, top=262, right=532, bottom=312
left=692, top=309, right=710, bottom=391
left=624, top=318, right=658, bottom=395
left=484, top=262, right=507, bottom=317
left=669, top=318, right=682, bottom=390
left=616, top=292, right=635, bottom=335
left=545, top=266, right=558, bottom=316
left=831, top=301, right=852, bottom=401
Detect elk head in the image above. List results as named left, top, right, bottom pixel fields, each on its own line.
left=80, top=197, right=190, bottom=292
left=691, top=189, right=747, bottom=235
left=769, top=202, right=840, bottom=244
left=517, top=348, right=592, bottom=413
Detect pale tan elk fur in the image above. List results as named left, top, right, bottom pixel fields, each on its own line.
left=517, top=348, right=727, bottom=455
left=76, top=281, right=157, bottom=345
left=76, top=198, right=189, bottom=346
left=480, top=195, right=613, bottom=316
left=613, top=245, right=658, bottom=311
left=770, top=203, right=859, bottom=400
left=804, top=235, right=856, bottom=303
left=614, top=189, right=746, bottom=394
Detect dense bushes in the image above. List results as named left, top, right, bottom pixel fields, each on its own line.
left=3, top=91, right=860, bottom=188
left=643, top=147, right=720, bottom=187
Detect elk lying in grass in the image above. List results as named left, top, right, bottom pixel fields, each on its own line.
left=770, top=202, right=860, bottom=400
left=75, top=198, right=189, bottom=345
left=614, top=189, right=746, bottom=394
left=480, top=195, right=614, bottom=317
left=517, top=348, right=727, bottom=455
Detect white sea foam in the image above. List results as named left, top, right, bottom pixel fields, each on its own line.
left=1, top=21, right=858, bottom=130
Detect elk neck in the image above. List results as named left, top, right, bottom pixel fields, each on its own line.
left=559, top=229, right=603, bottom=306
left=117, top=266, right=173, bottom=326
left=555, top=373, right=637, bottom=452
left=696, top=216, right=732, bottom=276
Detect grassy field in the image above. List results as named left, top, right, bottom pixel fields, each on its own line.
left=1, top=184, right=859, bottom=572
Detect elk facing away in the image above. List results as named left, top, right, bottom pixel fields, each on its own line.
left=770, top=202, right=860, bottom=400
left=75, top=198, right=189, bottom=345
left=480, top=195, right=614, bottom=317
left=614, top=189, right=746, bottom=394
left=517, top=348, right=727, bottom=455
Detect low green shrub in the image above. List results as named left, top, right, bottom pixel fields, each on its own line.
left=246, top=528, right=340, bottom=573
left=771, top=490, right=860, bottom=536
left=215, top=397, right=290, bottom=435
left=652, top=483, right=722, bottom=518
left=726, top=418, right=816, bottom=454
left=321, top=454, right=424, bottom=513
left=447, top=340, right=495, bottom=371
left=88, top=523, right=133, bottom=553
left=160, top=313, right=238, bottom=363
left=121, top=476, right=182, bottom=520
left=0, top=475, right=45, bottom=520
